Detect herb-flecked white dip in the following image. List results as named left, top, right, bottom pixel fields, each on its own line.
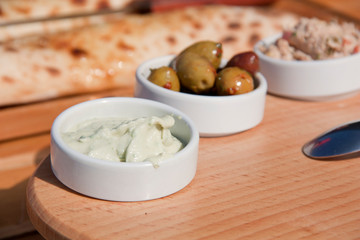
left=61, top=115, right=183, bottom=167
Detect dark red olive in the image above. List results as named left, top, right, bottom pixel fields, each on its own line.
left=225, top=51, right=259, bottom=76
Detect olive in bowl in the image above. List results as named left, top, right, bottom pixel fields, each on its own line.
left=148, top=66, right=180, bottom=91
left=225, top=51, right=259, bottom=76
left=175, top=51, right=217, bottom=94
left=215, top=67, right=254, bottom=96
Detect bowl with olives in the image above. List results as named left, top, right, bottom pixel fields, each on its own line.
left=135, top=41, right=267, bottom=137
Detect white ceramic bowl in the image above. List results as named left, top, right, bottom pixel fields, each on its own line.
left=135, top=55, right=267, bottom=137
left=254, top=34, right=360, bottom=101
left=50, top=97, right=199, bottom=202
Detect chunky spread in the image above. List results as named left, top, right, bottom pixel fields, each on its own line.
left=260, top=17, right=360, bottom=60
left=62, top=115, right=183, bottom=167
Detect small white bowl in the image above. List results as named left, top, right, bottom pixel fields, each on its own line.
left=134, top=55, right=267, bottom=137
left=254, top=34, right=360, bottom=101
left=50, top=97, right=199, bottom=202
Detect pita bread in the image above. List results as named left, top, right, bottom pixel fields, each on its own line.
left=0, top=5, right=299, bottom=106
left=0, top=0, right=136, bottom=42
left=0, top=13, right=125, bottom=42
left=0, top=0, right=133, bottom=24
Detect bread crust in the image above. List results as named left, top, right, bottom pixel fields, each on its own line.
left=0, top=5, right=298, bottom=106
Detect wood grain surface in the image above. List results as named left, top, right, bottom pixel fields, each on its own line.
left=305, top=0, right=360, bottom=22
left=27, top=93, right=360, bottom=240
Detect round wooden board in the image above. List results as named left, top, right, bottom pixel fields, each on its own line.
left=27, top=94, right=360, bottom=240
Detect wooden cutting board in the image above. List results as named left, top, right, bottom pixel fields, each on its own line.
left=1, top=0, right=360, bottom=238
left=27, top=93, right=360, bottom=239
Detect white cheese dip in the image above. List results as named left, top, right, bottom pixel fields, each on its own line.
left=61, top=115, right=183, bottom=167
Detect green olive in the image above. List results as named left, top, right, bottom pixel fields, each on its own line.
left=176, top=52, right=216, bottom=94
left=178, top=41, right=223, bottom=69
left=215, top=67, right=254, bottom=95
left=148, top=66, right=180, bottom=91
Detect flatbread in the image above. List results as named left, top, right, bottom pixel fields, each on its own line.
left=0, top=5, right=299, bottom=106
left=0, top=0, right=277, bottom=24
left=0, top=0, right=136, bottom=42
left=0, top=12, right=129, bottom=43
left=0, top=0, right=134, bottom=24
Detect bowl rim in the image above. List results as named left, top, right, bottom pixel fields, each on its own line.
left=51, top=97, right=199, bottom=168
left=254, top=33, right=360, bottom=66
left=136, top=55, right=267, bottom=101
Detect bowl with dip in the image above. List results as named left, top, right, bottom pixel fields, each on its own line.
left=134, top=54, right=267, bottom=137
left=51, top=97, right=199, bottom=201
left=254, top=17, right=360, bottom=101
